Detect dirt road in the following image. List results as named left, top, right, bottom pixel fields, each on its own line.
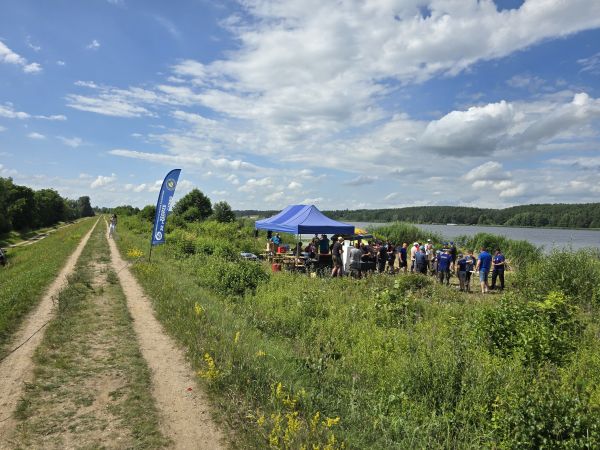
left=107, top=227, right=226, bottom=449
left=0, top=218, right=99, bottom=441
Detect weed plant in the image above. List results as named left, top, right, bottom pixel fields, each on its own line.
left=116, top=216, right=600, bottom=449
left=0, top=218, right=94, bottom=352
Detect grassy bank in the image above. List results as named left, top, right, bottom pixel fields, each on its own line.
left=0, top=218, right=94, bottom=352
left=9, top=220, right=167, bottom=448
left=117, top=215, right=600, bottom=448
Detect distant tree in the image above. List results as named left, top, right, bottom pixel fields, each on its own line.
left=173, top=189, right=212, bottom=222
left=8, top=185, right=35, bottom=230
left=64, top=199, right=80, bottom=221
left=139, top=205, right=156, bottom=222
left=34, top=189, right=65, bottom=227
left=212, top=201, right=236, bottom=223
left=78, top=196, right=94, bottom=217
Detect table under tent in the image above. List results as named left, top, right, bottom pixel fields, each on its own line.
left=255, top=204, right=356, bottom=273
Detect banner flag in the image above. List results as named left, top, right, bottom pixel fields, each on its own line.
left=151, top=168, right=181, bottom=246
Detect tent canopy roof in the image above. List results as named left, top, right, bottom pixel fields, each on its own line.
left=255, top=205, right=355, bottom=235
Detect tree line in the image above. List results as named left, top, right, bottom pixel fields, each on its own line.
left=0, top=177, right=94, bottom=233
left=236, top=203, right=600, bottom=229
left=106, top=188, right=237, bottom=224
left=324, top=204, right=600, bottom=229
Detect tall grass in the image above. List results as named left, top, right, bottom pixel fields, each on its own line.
left=455, top=232, right=542, bottom=269
left=116, top=216, right=600, bottom=448
left=0, top=218, right=94, bottom=351
left=371, top=222, right=442, bottom=244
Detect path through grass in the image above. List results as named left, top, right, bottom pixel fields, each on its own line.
left=6, top=221, right=168, bottom=449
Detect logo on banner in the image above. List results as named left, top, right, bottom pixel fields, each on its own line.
left=155, top=231, right=163, bottom=241
left=166, top=178, right=177, bottom=190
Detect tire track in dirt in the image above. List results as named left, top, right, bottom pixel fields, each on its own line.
left=0, top=218, right=99, bottom=442
left=107, top=226, right=226, bottom=449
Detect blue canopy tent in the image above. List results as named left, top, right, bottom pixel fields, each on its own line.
left=255, top=205, right=354, bottom=235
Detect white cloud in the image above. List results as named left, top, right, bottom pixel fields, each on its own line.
left=0, top=103, right=30, bottom=119
left=58, top=136, right=83, bottom=148
left=86, top=39, right=101, bottom=50
left=28, top=132, right=46, bottom=140
left=0, top=41, right=42, bottom=73
left=238, top=177, right=273, bottom=192
left=57, top=60, right=66, bottom=66
left=0, top=103, right=66, bottom=121
left=343, top=175, right=378, bottom=186
left=578, top=51, right=600, bottom=74
left=463, top=161, right=506, bottom=181
left=91, top=173, right=117, bottom=188
left=287, top=181, right=302, bottom=190
left=0, top=125, right=6, bottom=132
left=26, top=37, right=41, bottom=52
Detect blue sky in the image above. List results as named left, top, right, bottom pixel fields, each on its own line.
left=1, top=0, right=599, bottom=209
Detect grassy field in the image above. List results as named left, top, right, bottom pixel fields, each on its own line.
left=0, top=218, right=94, bottom=352
left=8, top=219, right=168, bottom=448
left=116, top=215, right=600, bottom=449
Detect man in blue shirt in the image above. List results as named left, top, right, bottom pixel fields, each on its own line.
left=415, top=247, right=428, bottom=275
left=491, top=248, right=506, bottom=290
left=437, top=248, right=452, bottom=285
left=476, top=247, right=493, bottom=294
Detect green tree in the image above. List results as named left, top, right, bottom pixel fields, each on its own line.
left=173, top=189, right=212, bottom=222
left=139, top=205, right=157, bottom=222
left=78, top=196, right=94, bottom=217
left=212, top=201, right=236, bottom=223
left=34, top=189, right=65, bottom=227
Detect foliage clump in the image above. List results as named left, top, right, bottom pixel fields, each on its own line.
left=478, top=291, right=583, bottom=366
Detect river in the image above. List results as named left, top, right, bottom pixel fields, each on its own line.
left=350, top=222, right=600, bottom=251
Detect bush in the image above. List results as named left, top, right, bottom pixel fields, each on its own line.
left=477, top=291, right=583, bottom=366
left=193, top=257, right=269, bottom=297
left=459, top=232, right=541, bottom=270
left=517, top=249, right=600, bottom=307
left=491, top=366, right=600, bottom=448
left=372, top=222, right=442, bottom=245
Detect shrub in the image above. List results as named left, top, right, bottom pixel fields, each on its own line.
left=460, top=232, right=541, bottom=270
left=477, top=291, right=583, bottom=366
left=517, top=249, right=600, bottom=307
left=491, top=366, right=600, bottom=448
left=194, top=257, right=269, bottom=297
left=372, top=222, right=442, bottom=245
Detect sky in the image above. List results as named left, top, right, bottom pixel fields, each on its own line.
left=1, top=0, right=600, bottom=210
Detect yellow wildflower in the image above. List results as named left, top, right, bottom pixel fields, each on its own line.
left=194, top=302, right=204, bottom=317
left=234, top=331, right=240, bottom=344
left=127, top=247, right=144, bottom=258
left=256, top=350, right=266, bottom=357
left=323, top=417, right=340, bottom=428
left=256, top=414, right=266, bottom=427
left=310, top=411, right=320, bottom=432
left=197, top=353, right=220, bottom=380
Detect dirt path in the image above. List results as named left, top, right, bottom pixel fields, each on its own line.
left=107, top=227, right=226, bottom=449
left=0, top=218, right=99, bottom=439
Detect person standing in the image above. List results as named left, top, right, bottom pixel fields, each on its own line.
left=491, top=248, right=506, bottom=290
left=425, top=239, right=434, bottom=274
left=476, top=247, right=493, bottom=294
left=464, top=250, right=476, bottom=292
left=449, top=241, right=457, bottom=271
left=437, top=248, right=451, bottom=285
left=109, top=214, right=117, bottom=238
left=319, top=234, right=330, bottom=255
left=348, top=243, right=363, bottom=278
left=415, top=247, right=428, bottom=275
left=386, top=241, right=396, bottom=274
left=331, top=236, right=344, bottom=277
left=410, top=242, right=418, bottom=272
left=398, top=242, right=408, bottom=273
left=377, top=242, right=387, bottom=273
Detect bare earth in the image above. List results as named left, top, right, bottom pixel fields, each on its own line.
left=107, top=227, right=225, bottom=449
left=0, top=218, right=99, bottom=443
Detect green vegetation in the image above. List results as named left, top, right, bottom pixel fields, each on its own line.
left=455, top=232, right=541, bottom=270
left=10, top=220, right=167, bottom=448
left=0, top=218, right=94, bottom=353
left=0, top=177, right=94, bottom=234
left=115, top=213, right=600, bottom=448
left=372, top=221, right=442, bottom=244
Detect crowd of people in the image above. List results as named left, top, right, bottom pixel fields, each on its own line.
left=267, top=232, right=507, bottom=294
